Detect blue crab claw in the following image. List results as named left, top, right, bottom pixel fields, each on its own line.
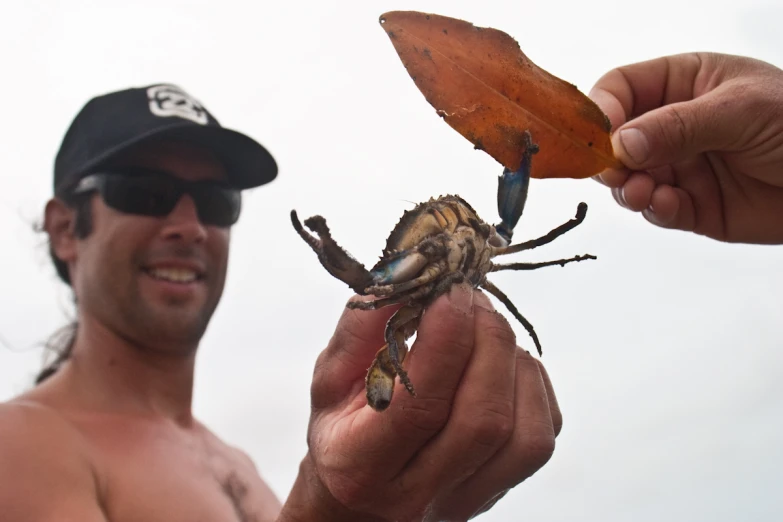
left=496, top=130, right=538, bottom=244
left=291, top=210, right=375, bottom=294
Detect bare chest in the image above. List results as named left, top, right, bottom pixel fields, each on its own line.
left=75, top=417, right=279, bottom=522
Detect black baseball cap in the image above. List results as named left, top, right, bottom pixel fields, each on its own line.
left=53, top=83, right=278, bottom=193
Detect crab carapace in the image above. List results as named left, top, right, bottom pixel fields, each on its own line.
left=291, top=131, right=596, bottom=411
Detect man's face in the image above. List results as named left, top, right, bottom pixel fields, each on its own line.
left=69, top=140, right=232, bottom=353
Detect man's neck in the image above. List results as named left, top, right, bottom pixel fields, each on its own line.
left=44, top=315, right=198, bottom=426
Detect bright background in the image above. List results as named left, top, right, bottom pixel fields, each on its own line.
left=1, top=1, right=782, bottom=520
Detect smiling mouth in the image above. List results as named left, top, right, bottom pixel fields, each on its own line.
left=144, top=267, right=204, bottom=284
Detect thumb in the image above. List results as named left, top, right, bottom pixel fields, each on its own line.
left=612, top=86, right=739, bottom=170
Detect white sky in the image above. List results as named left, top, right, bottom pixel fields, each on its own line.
left=1, top=1, right=782, bottom=520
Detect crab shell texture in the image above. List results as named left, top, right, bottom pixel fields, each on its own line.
left=375, top=194, right=501, bottom=284
left=293, top=194, right=554, bottom=412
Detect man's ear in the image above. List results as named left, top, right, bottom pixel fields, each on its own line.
left=44, top=198, right=78, bottom=265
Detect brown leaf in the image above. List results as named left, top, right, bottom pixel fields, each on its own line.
left=378, top=11, right=622, bottom=179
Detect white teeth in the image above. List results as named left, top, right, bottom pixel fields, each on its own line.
left=148, top=268, right=198, bottom=283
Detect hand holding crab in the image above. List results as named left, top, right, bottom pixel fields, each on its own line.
left=281, top=281, right=562, bottom=521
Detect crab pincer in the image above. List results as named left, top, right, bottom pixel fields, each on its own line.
left=290, top=210, right=374, bottom=294
left=495, top=130, right=537, bottom=245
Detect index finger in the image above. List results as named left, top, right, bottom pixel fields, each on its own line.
left=345, top=285, right=478, bottom=475
left=588, top=53, right=708, bottom=130
left=397, top=291, right=517, bottom=509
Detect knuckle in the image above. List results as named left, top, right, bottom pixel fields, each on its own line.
left=660, top=104, right=694, bottom=151
left=467, top=403, right=515, bottom=449
left=553, top=417, right=563, bottom=438
left=477, top=311, right=517, bottom=349
left=324, top=469, right=377, bottom=511
left=517, top=425, right=557, bottom=471
left=731, top=80, right=782, bottom=121
left=533, top=359, right=563, bottom=436
left=488, top=318, right=517, bottom=347
left=399, top=395, right=452, bottom=435
left=419, top=313, right=474, bottom=361
left=309, top=353, right=333, bottom=408
left=445, top=330, right=475, bottom=358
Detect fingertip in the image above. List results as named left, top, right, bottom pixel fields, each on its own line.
left=473, top=287, right=496, bottom=312
left=596, top=168, right=629, bottom=188
left=417, top=285, right=475, bottom=354
left=642, top=184, right=680, bottom=227
left=622, top=172, right=656, bottom=212
left=588, top=86, right=627, bottom=130
left=533, top=359, right=562, bottom=437
left=652, top=185, right=679, bottom=221
left=446, top=281, right=475, bottom=316
left=611, top=186, right=629, bottom=210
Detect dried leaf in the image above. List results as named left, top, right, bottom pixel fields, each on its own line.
left=379, top=11, right=622, bottom=179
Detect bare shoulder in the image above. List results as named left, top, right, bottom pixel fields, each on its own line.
left=0, top=398, right=90, bottom=458
left=1, top=397, right=78, bottom=432
left=0, top=399, right=107, bottom=521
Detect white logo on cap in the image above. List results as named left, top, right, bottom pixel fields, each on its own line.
left=147, top=84, right=209, bottom=125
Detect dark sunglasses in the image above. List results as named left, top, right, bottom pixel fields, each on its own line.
left=71, top=168, right=242, bottom=227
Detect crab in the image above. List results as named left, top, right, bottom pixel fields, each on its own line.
left=291, top=132, right=596, bottom=411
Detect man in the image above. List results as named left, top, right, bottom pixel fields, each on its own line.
left=0, top=84, right=562, bottom=521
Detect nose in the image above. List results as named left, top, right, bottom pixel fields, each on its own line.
left=160, top=195, right=207, bottom=243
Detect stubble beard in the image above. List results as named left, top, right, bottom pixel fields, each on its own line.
left=85, top=275, right=223, bottom=358
left=123, top=288, right=220, bottom=355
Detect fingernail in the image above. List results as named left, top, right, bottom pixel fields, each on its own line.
left=642, top=207, right=664, bottom=225
left=448, top=283, right=474, bottom=314
left=474, top=289, right=495, bottom=312
left=619, top=186, right=629, bottom=208
left=618, top=128, right=650, bottom=165
left=612, top=187, right=629, bottom=210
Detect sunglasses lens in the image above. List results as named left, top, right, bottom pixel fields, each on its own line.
left=101, top=175, right=181, bottom=217
left=192, top=186, right=241, bottom=227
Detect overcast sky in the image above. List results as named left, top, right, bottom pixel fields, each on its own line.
left=1, top=1, right=782, bottom=520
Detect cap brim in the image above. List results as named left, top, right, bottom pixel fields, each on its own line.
left=66, top=121, right=278, bottom=190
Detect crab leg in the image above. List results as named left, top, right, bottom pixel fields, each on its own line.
left=480, top=279, right=542, bottom=356
left=366, top=271, right=467, bottom=411
left=366, top=304, right=423, bottom=411
left=493, top=203, right=589, bottom=256
left=490, top=254, right=597, bottom=272
left=383, top=303, right=425, bottom=398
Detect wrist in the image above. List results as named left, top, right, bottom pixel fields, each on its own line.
left=277, top=453, right=384, bottom=522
